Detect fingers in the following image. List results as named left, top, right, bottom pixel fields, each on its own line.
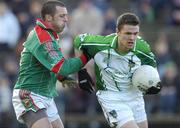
left=61, top=80, right=78, bottom=88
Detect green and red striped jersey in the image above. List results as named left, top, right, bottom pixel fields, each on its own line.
left=14, top=19, right=86, bottom=97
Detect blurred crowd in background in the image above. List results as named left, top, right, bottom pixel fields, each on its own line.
left=0, top=0, right=180, bottom=127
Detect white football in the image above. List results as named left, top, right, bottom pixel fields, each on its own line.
left=132, top=65, right=161, bottom=94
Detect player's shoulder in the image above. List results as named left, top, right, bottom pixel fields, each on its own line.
left=75, top=33, right=116, bottom=42
left=74, top=33, right=116, bottom=49
left=104, top=33, right=117, bottom=41
left=134, top=36, right=151, bottom=53
left=34, top=25, right=53, bottom=44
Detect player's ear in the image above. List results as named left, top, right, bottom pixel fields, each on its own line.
left=45, top=14, right=53, bottom=22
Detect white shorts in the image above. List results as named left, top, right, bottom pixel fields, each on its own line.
left=96, top=90, right=147, bottom=127
left=12, top=89, right=60, bottom=123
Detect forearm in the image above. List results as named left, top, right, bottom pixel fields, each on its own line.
left=57, top=57, right=84, bottom=76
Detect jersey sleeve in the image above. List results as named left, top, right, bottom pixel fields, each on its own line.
left=135, top=36, right=157, bottom=67
left=24, top=31, right=85, bottom=76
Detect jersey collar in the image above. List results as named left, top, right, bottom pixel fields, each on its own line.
left=110, top=33, right=118, bottom=48
left=36, top=18, right=53, bottom=30
left=36, top=19, right=58, bottom=39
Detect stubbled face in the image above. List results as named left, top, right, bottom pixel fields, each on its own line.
left=51, top=6, right=68, bottom=33
left=117, top=24, right=139, bottom=52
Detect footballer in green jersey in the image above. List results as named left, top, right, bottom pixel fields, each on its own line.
left=74, top=13, right=159, bottom=128
left=74, top=33, right=156, bottom=91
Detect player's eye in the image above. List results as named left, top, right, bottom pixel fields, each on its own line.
left=59, top=14, right=65, bottom=18
left=59, top=14, right=67, bottom=19
left=125, top=32, right=138, bottom=36
left=124, top=32, right=132, bottom=35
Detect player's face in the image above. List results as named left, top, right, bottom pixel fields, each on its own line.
left=117, top=24, right=139, bottom=52
left=51, top=6, right=68, bottom=33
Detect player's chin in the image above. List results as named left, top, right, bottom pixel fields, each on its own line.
left=57, top=27, right=64, bottom=33
left=128, top=42, right=134, bottom=47
left=127, top=44, right=134, bottom=49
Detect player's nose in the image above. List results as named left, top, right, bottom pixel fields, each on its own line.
left=64, top=15, right=68, bottom=22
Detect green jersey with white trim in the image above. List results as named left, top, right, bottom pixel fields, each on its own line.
left=74, top=33, right=157, bottom=91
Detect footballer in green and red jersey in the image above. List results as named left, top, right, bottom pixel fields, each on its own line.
left=14, top=19, right=87, bottom=98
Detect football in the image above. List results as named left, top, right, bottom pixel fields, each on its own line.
left=132, top=65, right=161, bottom=94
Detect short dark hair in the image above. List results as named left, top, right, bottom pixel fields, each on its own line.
left=116, top=12, right=140, bottom=31
left=41, top=0, right=65, bottom=20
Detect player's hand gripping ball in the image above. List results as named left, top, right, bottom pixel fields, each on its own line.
left=132, top=65, right=162, bottom=95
